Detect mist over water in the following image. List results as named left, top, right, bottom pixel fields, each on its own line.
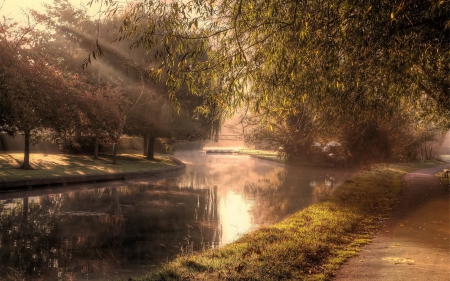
left=0, top=151, right=355, bottom=280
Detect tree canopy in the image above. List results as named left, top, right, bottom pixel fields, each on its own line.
left=0, top=0, right=222, bottom=168
left=91, top=0, right=448, bottom=118
left=2, top=0, right=447, bottom=166
left=86, top=0, right=448, bottom=161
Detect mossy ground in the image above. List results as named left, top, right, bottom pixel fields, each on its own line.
left=135, top=161, right=442, bottom=281
left=0, top=153, right=176, bottom=181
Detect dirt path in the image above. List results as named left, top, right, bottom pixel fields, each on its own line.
left=333, top=165, right=450, bottom=281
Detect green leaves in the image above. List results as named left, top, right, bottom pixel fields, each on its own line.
left=84, top=0, right=449, bottom=145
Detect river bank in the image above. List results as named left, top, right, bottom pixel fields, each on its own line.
left=0, top=153, right=185, bottom=189
left=0, top=151, right=357, bottom=280
left=137, top=160, right=445, bottom=281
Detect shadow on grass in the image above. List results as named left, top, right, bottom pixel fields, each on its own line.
left=0, top=152, right=176, bottom=181
left=6, top=154, right=22, bottom=166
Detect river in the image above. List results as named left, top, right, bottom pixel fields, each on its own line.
left=0, top=151, right=355, bottom=280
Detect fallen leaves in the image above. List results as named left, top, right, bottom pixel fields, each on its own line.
left=382, top=257, right=415, bottom=265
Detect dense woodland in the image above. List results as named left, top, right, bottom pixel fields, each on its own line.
left=1, top=0, right=449, bottom=168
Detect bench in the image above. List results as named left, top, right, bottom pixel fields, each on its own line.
left=444, top=169, right=450, bottom=178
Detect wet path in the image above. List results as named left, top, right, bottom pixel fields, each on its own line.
left=334, top=165, right=450, bottom=280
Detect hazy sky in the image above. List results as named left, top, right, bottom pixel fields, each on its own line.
left=0, top=0, right=102, bottom=22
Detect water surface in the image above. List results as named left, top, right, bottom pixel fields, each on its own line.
left=0, top=151, right=354, bottom=280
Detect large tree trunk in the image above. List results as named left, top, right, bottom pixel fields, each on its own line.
left=146, top=136, right=155, bottom=160
left=143, top=135, right=148, bottom=156
left=112, top=143, right=118, bottom=164
left=19, top=130, right=33, bottom=170
left=94, top=137, right=99, bottom=160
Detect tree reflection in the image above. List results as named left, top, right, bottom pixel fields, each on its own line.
left=0, top=154, right=354, bottom=280
left=240, top=167, right=342, bottom=227
left=0, top=184, right=219, bottom=280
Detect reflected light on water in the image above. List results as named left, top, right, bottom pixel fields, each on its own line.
left=219, top=191, right=254, bottom=245
left=0, top=151, right=356, bottom=280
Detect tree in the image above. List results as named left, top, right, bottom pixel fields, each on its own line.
left=85, top=0, right=449, bottom=162
left=72, top=85, right=130, bottom=161
left=0, top=14, right=78, bottom=169
left=36, top=0, right=221, bottom=160
left=244, top=105, right=324, bottom=160
left=88, top=0, right=448, bottom=127
left=24, top=1, right=141, bottom=162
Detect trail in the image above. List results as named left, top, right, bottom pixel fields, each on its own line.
left=334, top=165, right=450, bottom=281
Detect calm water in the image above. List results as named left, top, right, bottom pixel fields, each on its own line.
left=0, top=151, right=354, bottom=280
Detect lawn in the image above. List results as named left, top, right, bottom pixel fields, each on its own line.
left=136, top=161, right=443, bottom=281
left=0, top=153, right=177, bottom=181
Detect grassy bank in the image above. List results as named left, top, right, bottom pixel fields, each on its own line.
left=435, top=172, right=450, bottom=187
left=435, top=155, right=449, bottom=188
left=135, top=161, right=441, bottom=281
left=235, top=149, right=334, bottom=167
left=235, top=149, right=284, bottom=163
left=0, top=153, right=177, bottom=181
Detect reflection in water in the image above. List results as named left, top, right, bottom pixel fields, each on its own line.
left=0, top=151, right=354, bottom=280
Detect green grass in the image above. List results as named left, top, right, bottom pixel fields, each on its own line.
left=435, top=172, right=450, bottom=188
left=0, top=153, right=177, bottom=181
left=135, top=161, right=441, bottom=281
left=236, top=149, right=284, bottom=163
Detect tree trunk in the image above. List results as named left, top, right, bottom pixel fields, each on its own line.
left=19, top=130, right=33, bottom=170
left=22, top=196, right=29, bottom=222
left=94, top=137, right=99, bottom=160
left=143, top=135, right=148, bottom=156
left=146, top=136, right=155, bottom=160
left=112, top=143, right=118, bottom=164
left=75, top=130, right=82, bottom=143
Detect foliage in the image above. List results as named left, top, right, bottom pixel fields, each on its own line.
left=244, top=110, right=319, bottom=161
left=85, top=0, right=449, bottom=162
left=89, top=0, right=449, bottom=125
left=0, top=14, right=78, bottom=168
left=37, top=0, right=221, bottom=155
left=398, top=126, right=444, bottom=161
